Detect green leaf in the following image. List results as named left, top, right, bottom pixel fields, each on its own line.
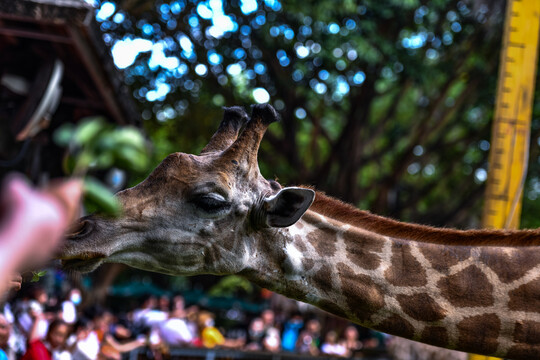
left=114, top=146, right=148, bottom=172
left=31, top=270, right=47, bottom=282
left=112, top=127, right=147, bottom=151
left=53, top=124, right=74, bottom=147
left=83, top=177, right=122, bottom=216
left=74, top=117, right=106, bottom=145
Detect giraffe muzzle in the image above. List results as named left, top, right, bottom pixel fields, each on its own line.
left=65, top=218, right=94, bottom=239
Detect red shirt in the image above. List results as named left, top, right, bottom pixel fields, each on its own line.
left=21, top=340, right=51, bottom=360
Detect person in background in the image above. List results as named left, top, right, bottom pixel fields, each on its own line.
left=262, top=327, right=280, bottom=353
left=281, top=313, right=304, bottom=352
left=22, top=318, right=71, bottom=360
left=281, top=314, right=303, bottom=352
left=132, top=296, right=166, bottom=328
left=0, top=314, right=10, bottom=360
left=69, top=317, right=99, bottom=360
left=94, top=310, right=146, bottom=360
left=158, top=297, right=193, bottom=347
left=198, top=311, right=243, bottom=349
left=158, top=296, right=170, bottom=313
left=244, top=318, right=264, bottom=351
left=60, top=289, right=81, bottom=325
left=27, top=287, right=51, bottom=340
left=260, top=310, right=280, bottom=352
left=321, top=330, right=348, bottom=357
left=296, top=319, right=321, bottom=356
left=0, top=176, right=81, bottom=295
left=342, top=325, right=363, bottom=356
left=184, top=306, right=200, bottom=346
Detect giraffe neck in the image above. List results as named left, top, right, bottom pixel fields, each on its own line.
left=241, top=208, right=540, bottom=359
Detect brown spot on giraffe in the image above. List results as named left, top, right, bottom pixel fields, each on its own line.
left=513, top=320, right=540, bottom=344
left=480, top=248, right=539, bottom=283
left=420, top=326, right=449, bottom=348
left=384, top=242, right=427, bottom=287
left=293, top=235, right=307, bottom=252
left=378, top=314, right=415, bottom=339
left=438, top=265, right=494, bottom=307
left=419, top=243, right=470, bottom=273
left=396, top=293, right=446, bottom=322
left=343, top=230, right=383, bottom=270
left=508, top=278, right=540, bottom=312
left=316, top=299, right=350, bottom=320
left=337, top=262, right=385, bottom=323
left=307, top=225, right=337, bottom=257
left=506, top=345, right=540, bottom=360
left=312, top=264, right=334, bottom=294
left=457, top=314, right=500, bottom=355
left=303, top=258, right=315, bottom=271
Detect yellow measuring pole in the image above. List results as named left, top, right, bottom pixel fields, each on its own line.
left=473, top=1, right=540, bottom=360
left=482, top=0, right=540, bottom=230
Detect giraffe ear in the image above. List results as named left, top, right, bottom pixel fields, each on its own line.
left=263, top=187, right=315, bottom=227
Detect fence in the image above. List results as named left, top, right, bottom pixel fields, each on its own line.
left=128, top=347, right=390, bottom=360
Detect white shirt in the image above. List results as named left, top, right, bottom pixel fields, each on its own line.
left=69, top=331, right=99, bottom=360
left=159, top=318, right=193, bottom=346
left=61, top=301, right=77, bottom=324
left=321, top=343, right=348, bottom=356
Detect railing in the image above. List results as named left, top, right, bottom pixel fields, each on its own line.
left=128, top=347, right=390, bottom=360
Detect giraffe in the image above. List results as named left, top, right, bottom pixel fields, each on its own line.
left=59, top=104, right=540, bottom=359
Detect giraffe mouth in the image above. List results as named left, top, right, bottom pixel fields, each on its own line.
left=61, top=252, right=106, bottom=273
left=62, top=258, right=104, bottom=273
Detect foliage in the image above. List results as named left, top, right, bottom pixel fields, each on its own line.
left=31, top=270, right=47, bottom=282
left=207, top=275, right=254, bottom=297
left=54, top=117, right=151, bottom=216
left=93, top=0, right=540, bottom=228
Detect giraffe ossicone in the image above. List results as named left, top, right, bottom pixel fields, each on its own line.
left=59, top=104, right=540, bottom=359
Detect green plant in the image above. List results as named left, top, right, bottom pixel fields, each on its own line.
left=30, top=270, right=47, bottom=282
left=208, top=275, right=254, bottom=297
left=54, top=117, right=150, bottom=216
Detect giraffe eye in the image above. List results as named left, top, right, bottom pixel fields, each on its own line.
left=191, top=194, right=231, bottom=213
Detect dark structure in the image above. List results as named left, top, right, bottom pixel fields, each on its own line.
left=0, top=0, right=139, bottom=181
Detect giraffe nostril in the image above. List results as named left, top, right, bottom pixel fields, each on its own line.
left=66, top=219, right=94, bottom=239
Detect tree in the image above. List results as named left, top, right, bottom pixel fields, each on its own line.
left=95, top=0, right=540, bottom=228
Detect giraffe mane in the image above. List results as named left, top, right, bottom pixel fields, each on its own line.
left=308, top=190, right=540, bottom=247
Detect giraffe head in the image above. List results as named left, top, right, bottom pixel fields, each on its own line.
left=59, top=105, right=315, bottom=275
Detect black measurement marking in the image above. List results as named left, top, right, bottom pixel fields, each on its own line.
left=498, top=117, right=516, bottom=124
left=493, top=163, right=503, bottom=169
left=496, top=132, right=506, bottom=138
left=502, top=87, right=512, bottom=93
left=495, top=148, right=505, bottom=154
left=508, top=42, right=526, bottom=48
left=497, top=117, right=529, bottom=126
left=506, top=57, right=516, bottom=63
left=509, top=27, right=518, bottom=32
left=511, top=12, right=519, bottom=17
left=501, top=103, right=510, bottom=108
left=487, top=194, right=509, bottom=201
left=504, top=71, right=513, bottom=77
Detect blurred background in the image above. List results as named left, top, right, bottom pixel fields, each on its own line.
left=0, top=0, right=539, bottom=359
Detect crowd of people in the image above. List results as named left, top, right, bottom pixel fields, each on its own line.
left=0, top=284, right=387, bottom=360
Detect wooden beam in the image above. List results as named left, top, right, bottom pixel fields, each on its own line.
left=0, top=26, right=71, bottom=43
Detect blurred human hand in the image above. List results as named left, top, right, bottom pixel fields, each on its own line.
left=0, top=175, right=82, bottom=293
left=7, top=272, right=22, bottom=292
